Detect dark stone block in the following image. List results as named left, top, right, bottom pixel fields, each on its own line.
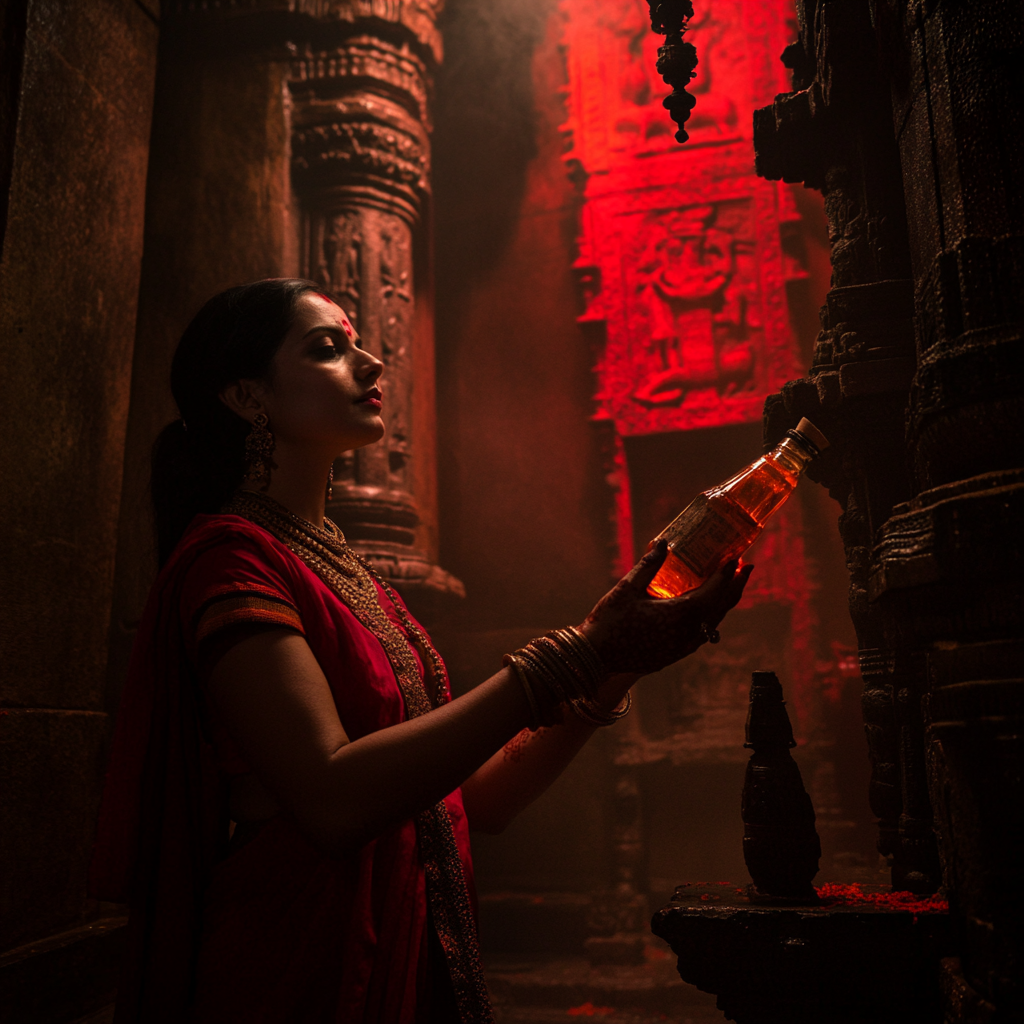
left=869, top=470, right=1024, bottom=600
left=0, top=0, right=157, bottom=711
left=652, top=883, right=951, bottom=1024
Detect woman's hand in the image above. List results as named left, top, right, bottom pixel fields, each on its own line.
left=579, top=540, right=754, bottom=675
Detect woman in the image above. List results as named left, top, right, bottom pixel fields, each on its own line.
left=91, top=279, right=752, bottom=1024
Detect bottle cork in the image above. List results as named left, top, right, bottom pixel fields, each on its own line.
left=794, top=417, right=829, bottom=453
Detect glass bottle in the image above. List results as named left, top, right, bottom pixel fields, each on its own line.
left=647, top=417, right=829, bottom=598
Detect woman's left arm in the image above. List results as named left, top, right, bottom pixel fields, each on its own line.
left=459, top=548, right=752, bottom=833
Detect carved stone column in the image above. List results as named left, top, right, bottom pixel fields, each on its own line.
left=288, top=7, right=463, bottom=613
left=755, top=0, right=940, bottom=892
left=871, top=3, right=1024, bottom=1018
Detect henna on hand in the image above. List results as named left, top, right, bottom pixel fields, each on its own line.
left=579, top=540, right=754, bottom=675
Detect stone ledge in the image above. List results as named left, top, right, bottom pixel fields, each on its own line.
left=651, top=883, right=952, bottom=1024
left=0, top=917, right=126, bottom=1024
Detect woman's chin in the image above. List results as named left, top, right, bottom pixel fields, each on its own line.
left=344, top=421, right=386, bottom=449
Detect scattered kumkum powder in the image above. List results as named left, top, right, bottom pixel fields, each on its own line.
left=816, top=882, right=948, bottom=916
left=566, top=1003, right=615, bottom=1017
left=643, top=943, right=669, bottom=963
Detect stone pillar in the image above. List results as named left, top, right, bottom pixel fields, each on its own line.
left=873, top=3, right=1024, bottom=1018
left=289, top=14, right=463, bottom=613
left=755, top=0, right=940, bottom=893
left=0, top=0, right=158, bottom=1017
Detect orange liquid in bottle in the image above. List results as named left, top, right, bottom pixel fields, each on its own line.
left=647, top=421, right=826, bottom=599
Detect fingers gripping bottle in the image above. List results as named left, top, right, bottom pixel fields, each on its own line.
left=647, top=418, right=829, bottom=599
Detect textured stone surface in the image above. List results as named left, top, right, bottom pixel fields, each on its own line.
left=0, top=2, right=156, bottom=1018
left=0, top=0, right=157, bottom=712
left=0, top=4, right=158, bottom=999
left=0, top=917, right=126, bottom=1024
left=0, top=709, right=111, bottom=950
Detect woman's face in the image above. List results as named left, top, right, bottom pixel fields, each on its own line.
left=257, top=292, right=385, bottom=456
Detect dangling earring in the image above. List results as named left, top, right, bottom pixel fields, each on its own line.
left=243, top=412, right=276, bottom=486
left=326, top=463, right=334, bottom=503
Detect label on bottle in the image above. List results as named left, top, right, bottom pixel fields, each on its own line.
left=660, top=494, right=755, bottom=579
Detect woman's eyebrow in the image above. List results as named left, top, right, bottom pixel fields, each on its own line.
left=301, top=323, right=347, bottom=339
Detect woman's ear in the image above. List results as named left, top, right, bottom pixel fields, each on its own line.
left=220, top=380, right=266, bottom=422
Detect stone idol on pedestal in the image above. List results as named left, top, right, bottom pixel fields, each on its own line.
left=741, top=671, right=820, bottom=905
left=652, top=672, right=951, bottom=1024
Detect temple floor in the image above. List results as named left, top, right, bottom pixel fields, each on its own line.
left=486, top=942, right=725, bottom=1023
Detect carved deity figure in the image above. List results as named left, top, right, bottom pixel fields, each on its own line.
left=632, top=205, right=754, bottom=406
left=321, top=212, right=362, bottom=317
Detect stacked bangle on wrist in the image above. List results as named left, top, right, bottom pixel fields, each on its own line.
left=503, top=625, right=631, bottom=731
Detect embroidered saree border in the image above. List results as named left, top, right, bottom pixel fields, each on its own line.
left=194, top=584, right=304, bottom=644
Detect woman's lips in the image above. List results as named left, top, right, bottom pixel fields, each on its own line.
left=357, top=387, right=382, bottom=410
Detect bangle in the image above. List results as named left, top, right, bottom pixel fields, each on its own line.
left=503, top=653, right=562, bottom=729
left=502, top=628, right=630, bottom=728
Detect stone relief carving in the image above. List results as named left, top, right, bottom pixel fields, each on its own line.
left=631, top=203, right=756, bottom=407
left=320, top=210, right=362, bottom=314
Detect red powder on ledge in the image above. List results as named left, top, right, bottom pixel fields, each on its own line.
left=816, top=882, right=948, bottom=915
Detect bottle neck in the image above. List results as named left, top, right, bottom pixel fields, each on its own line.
left=770, top=432, right=817, bottom=479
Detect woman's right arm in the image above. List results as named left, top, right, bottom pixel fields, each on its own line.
left=208, top=631, right=533, bottom=856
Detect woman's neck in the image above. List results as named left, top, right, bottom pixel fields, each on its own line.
left=242, top=444, right=334, bottom=528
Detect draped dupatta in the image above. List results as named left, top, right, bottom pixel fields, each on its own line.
left=90, top=530, right=230, bottom=1024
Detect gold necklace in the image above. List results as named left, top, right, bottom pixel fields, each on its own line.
left=222, top=490, right=448, bottom=710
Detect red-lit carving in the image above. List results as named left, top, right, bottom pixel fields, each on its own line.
left=563, top=0, right=803, bottom=437
left=562, top=0, right=819, bottom=736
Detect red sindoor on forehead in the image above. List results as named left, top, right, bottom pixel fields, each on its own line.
left=314, top=292, right=355, bottom=337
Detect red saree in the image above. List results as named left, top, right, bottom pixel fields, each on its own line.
left=90, top=511, right=484, bottom=1023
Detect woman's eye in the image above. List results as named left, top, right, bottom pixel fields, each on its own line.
left=313, top=341, right=339, bottom=360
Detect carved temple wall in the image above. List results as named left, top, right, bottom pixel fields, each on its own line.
left=0, top=0, right=948, bottom=1017
left=562, top=0, right=817, bottom=747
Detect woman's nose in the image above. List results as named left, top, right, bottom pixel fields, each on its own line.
left=358, top=351, right=384, bottom=380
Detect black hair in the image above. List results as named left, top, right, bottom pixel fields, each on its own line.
left=151, top=278, right=321, bottom=565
